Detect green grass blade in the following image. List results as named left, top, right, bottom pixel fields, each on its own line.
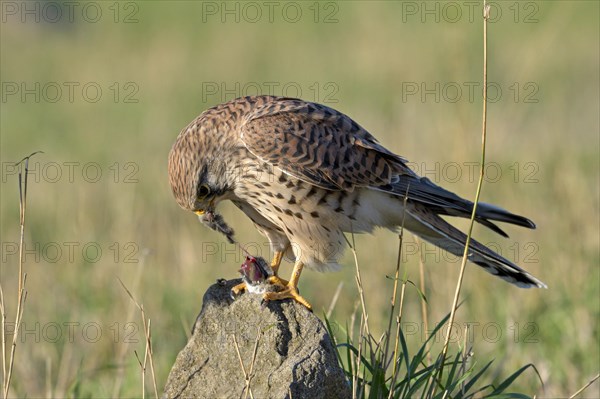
left=490, top=364, right=536, bottom=394
left=461, top=360, right=494, bottom=395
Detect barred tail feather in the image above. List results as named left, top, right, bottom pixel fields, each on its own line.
left=405, top=202, right=546, bottom=289
left=388, top=175, right=536, bottom=237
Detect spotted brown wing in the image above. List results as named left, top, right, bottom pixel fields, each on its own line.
left=239, top=98, right=413, bottom=191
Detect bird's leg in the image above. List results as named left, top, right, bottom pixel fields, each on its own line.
left=266, top=250, right=288, bottom=287
left=231, top=250, right=287, bottom=296
left=263, top=261, right=312, bottom=311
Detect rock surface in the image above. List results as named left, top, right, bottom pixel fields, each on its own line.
left=163, top=279, right=351, bottom=399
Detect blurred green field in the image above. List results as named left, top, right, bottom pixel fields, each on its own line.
left=0, top=1, right=598, bottom=397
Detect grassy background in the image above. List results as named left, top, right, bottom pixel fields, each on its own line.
left=1, top=1, right=598, bottom=397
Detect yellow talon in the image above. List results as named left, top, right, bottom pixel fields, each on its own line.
left=266, top=275, right=289, bottom=287
left=231, top=281, right=247, bottom=296
left=263, top=284, right=312, bottom=311
left=232, top=251, right=312, bottom=310
left=262, top=260, right=312, bottom=311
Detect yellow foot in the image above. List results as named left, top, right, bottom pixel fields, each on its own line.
left=231, top=281, right=246, bottom=297
left=231, top=275, right=288, bottom=297
left=266, top=275, right=289, bottom=288
left=263, top=285, right=312, bottom=311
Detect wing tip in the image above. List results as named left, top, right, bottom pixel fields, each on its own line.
left=477, top=202, right=537, bottom=230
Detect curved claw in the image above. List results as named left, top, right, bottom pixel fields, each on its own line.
left=230, top=281, right=247, bottom=300
left=263, top=284, right=312, bottom=311
left=266, top=275, right=289, bottom=288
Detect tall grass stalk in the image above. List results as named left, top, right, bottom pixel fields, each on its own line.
left=387, top=257, right=408, bottom=399
left=434, top=2, right=491, bottom=394
left=384, top=192, right=410, bottom=397
left=346, top=230, right=370, bottom=338
left=112, top=254, right=149, bottom=397
left=1, top=151, right=42, bottom=398
left=118, top=279, right=158, bottom=399
left=416, top=237, right=431, bottom=365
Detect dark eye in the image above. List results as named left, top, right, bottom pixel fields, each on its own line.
left=197, top=184, right=211, bottom=199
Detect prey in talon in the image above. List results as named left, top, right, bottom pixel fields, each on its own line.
left=236, top=255, right=281, bottom=295
left=232, top=254, right=312, bottom=310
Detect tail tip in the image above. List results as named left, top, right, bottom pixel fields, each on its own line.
left=517, top=279, right=547, bottom=289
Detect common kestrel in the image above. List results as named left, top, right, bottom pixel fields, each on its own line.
left=168, top=96, right=545, bottom=310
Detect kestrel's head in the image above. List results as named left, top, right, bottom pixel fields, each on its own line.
left=168, top=125, right=231, bottom=217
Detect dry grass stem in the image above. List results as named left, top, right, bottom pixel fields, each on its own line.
left=568, top=373, right=600, bottom=399
left=352, top=317, right=365, bottom=399
left=113, top=254, right=149, bottom=397
left=245, top=328, right=261, bottom=399
left=1, top=151, right=42, bottom=398
left=416, top=237, right=431, bottom=365
left=435, top=3, right=491, bottom=394
left=133, top=350, right=145, bottom=399
left=326, top=281, right=344, bottom=319
left=388, top=275, right=408, bottom=399
left=345, top=230, right=371, bottom=338
left=118, top=279, right=158, bottom=399
left=232, top=333, right=256, bottom=399
left=383, top=191, right=409, bottom=387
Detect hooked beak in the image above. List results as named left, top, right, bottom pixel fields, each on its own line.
left=194, top=199, right=215, bottom=218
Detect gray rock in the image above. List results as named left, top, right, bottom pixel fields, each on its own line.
left=163, top=279, right=351, bottom=399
